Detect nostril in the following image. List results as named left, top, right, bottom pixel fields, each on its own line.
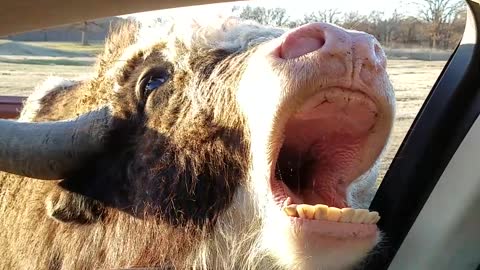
left=279, top=29, right=326, bottom=59
left=373, top=42, right=386, bottom=67
left=374, top=43, right=382, bottom=58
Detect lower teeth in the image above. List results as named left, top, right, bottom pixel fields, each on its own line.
left=283, top=203, right=380, bottom=224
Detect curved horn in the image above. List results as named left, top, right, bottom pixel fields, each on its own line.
left=0, top=107, right=111, bottom=180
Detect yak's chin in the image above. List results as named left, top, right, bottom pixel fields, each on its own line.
left=261, top=87, right=388, bottom=269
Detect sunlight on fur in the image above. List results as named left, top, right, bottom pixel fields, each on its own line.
left=0, top=14, right=394, bottom=270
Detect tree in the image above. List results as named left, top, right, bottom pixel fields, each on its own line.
left=41, top=29, right=48, bottom=42
left=442, top=5, right=466, bottom=48
left=266, top=7, right=290, bottom=27
left=418, top=0, right=464, bottom=49
left=234, top=6, right=291, bottom=27
left=70, top=21, right=104, bottom=46
left=379, top=9, right=403, bottom=46
left=341, top=11, right=370, bottom=32
left=396, top=16, right=424, bottom=45
left=302, top=9, right=341, bottom=25
left=81, top=21, right=89, bottom=46
left=367, top=11, right=387, bottom=43
left=229, top=3, right=465, bottom=50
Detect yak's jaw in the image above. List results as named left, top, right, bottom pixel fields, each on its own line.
left=254, top=87, right=386, bottom=270
left=259, top=87, right=385, bottom=270
left=236, top=22, right=394, bottom=269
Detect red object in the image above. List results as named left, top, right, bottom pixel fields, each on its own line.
left=0, top=96, right=26, bottom=119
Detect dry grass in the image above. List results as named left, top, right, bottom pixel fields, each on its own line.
left=0, top=40, right=104, bottom=56
left=22, top=41, right=105, bottom=55
left=377, top=60, right=447, bottom=183
left=0, top=57, right=448, bottom=185
left=385, top=47, right=453, bottom=61
left=0, top=62, right=93, bottom=96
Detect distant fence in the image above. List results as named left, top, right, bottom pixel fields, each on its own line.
left=384, top=47, right=453, bottom=61
left=1, top=17, right=127, bottom=43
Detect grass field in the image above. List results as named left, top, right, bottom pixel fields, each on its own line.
left=0, top=40, right=104, bottom=56
left=0, top=40, right=448, bottom=185
left=377, top=60, right=446, bottom=181
left=0, top=63, right=93, bottom=95
left=22, top=41, right=105, bottom=55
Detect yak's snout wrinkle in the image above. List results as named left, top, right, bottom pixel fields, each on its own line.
left=352, top=33, right=386, bottom=70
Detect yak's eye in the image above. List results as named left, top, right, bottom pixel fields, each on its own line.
left=145, top=77, right=167, bottom=92
left=137, top=69, right=169, bottom=100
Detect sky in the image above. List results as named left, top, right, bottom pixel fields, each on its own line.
left=120, top=0, right=423, bottom=23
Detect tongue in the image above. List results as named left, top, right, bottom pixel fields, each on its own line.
left=299, top=138, right=356, bottom=208
left=278, top=132, right=360, bottom=208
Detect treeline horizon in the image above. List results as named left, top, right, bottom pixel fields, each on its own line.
left=232, top=0, right=466, bottom=50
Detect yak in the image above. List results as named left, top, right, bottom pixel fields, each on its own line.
left=0, top=17, right=395, bottom=270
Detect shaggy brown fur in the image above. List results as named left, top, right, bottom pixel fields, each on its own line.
left=0, top=20, right=253, bottom=269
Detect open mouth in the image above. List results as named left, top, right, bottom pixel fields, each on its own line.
left=270, top=87, right=382, bottom=233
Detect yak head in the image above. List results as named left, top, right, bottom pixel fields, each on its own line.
left=0, top=17, right=395, bottom=270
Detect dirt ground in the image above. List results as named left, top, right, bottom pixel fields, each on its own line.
left=0, top=58, right=447, bottom=185
left=377, top=60, right=446, bottom=182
